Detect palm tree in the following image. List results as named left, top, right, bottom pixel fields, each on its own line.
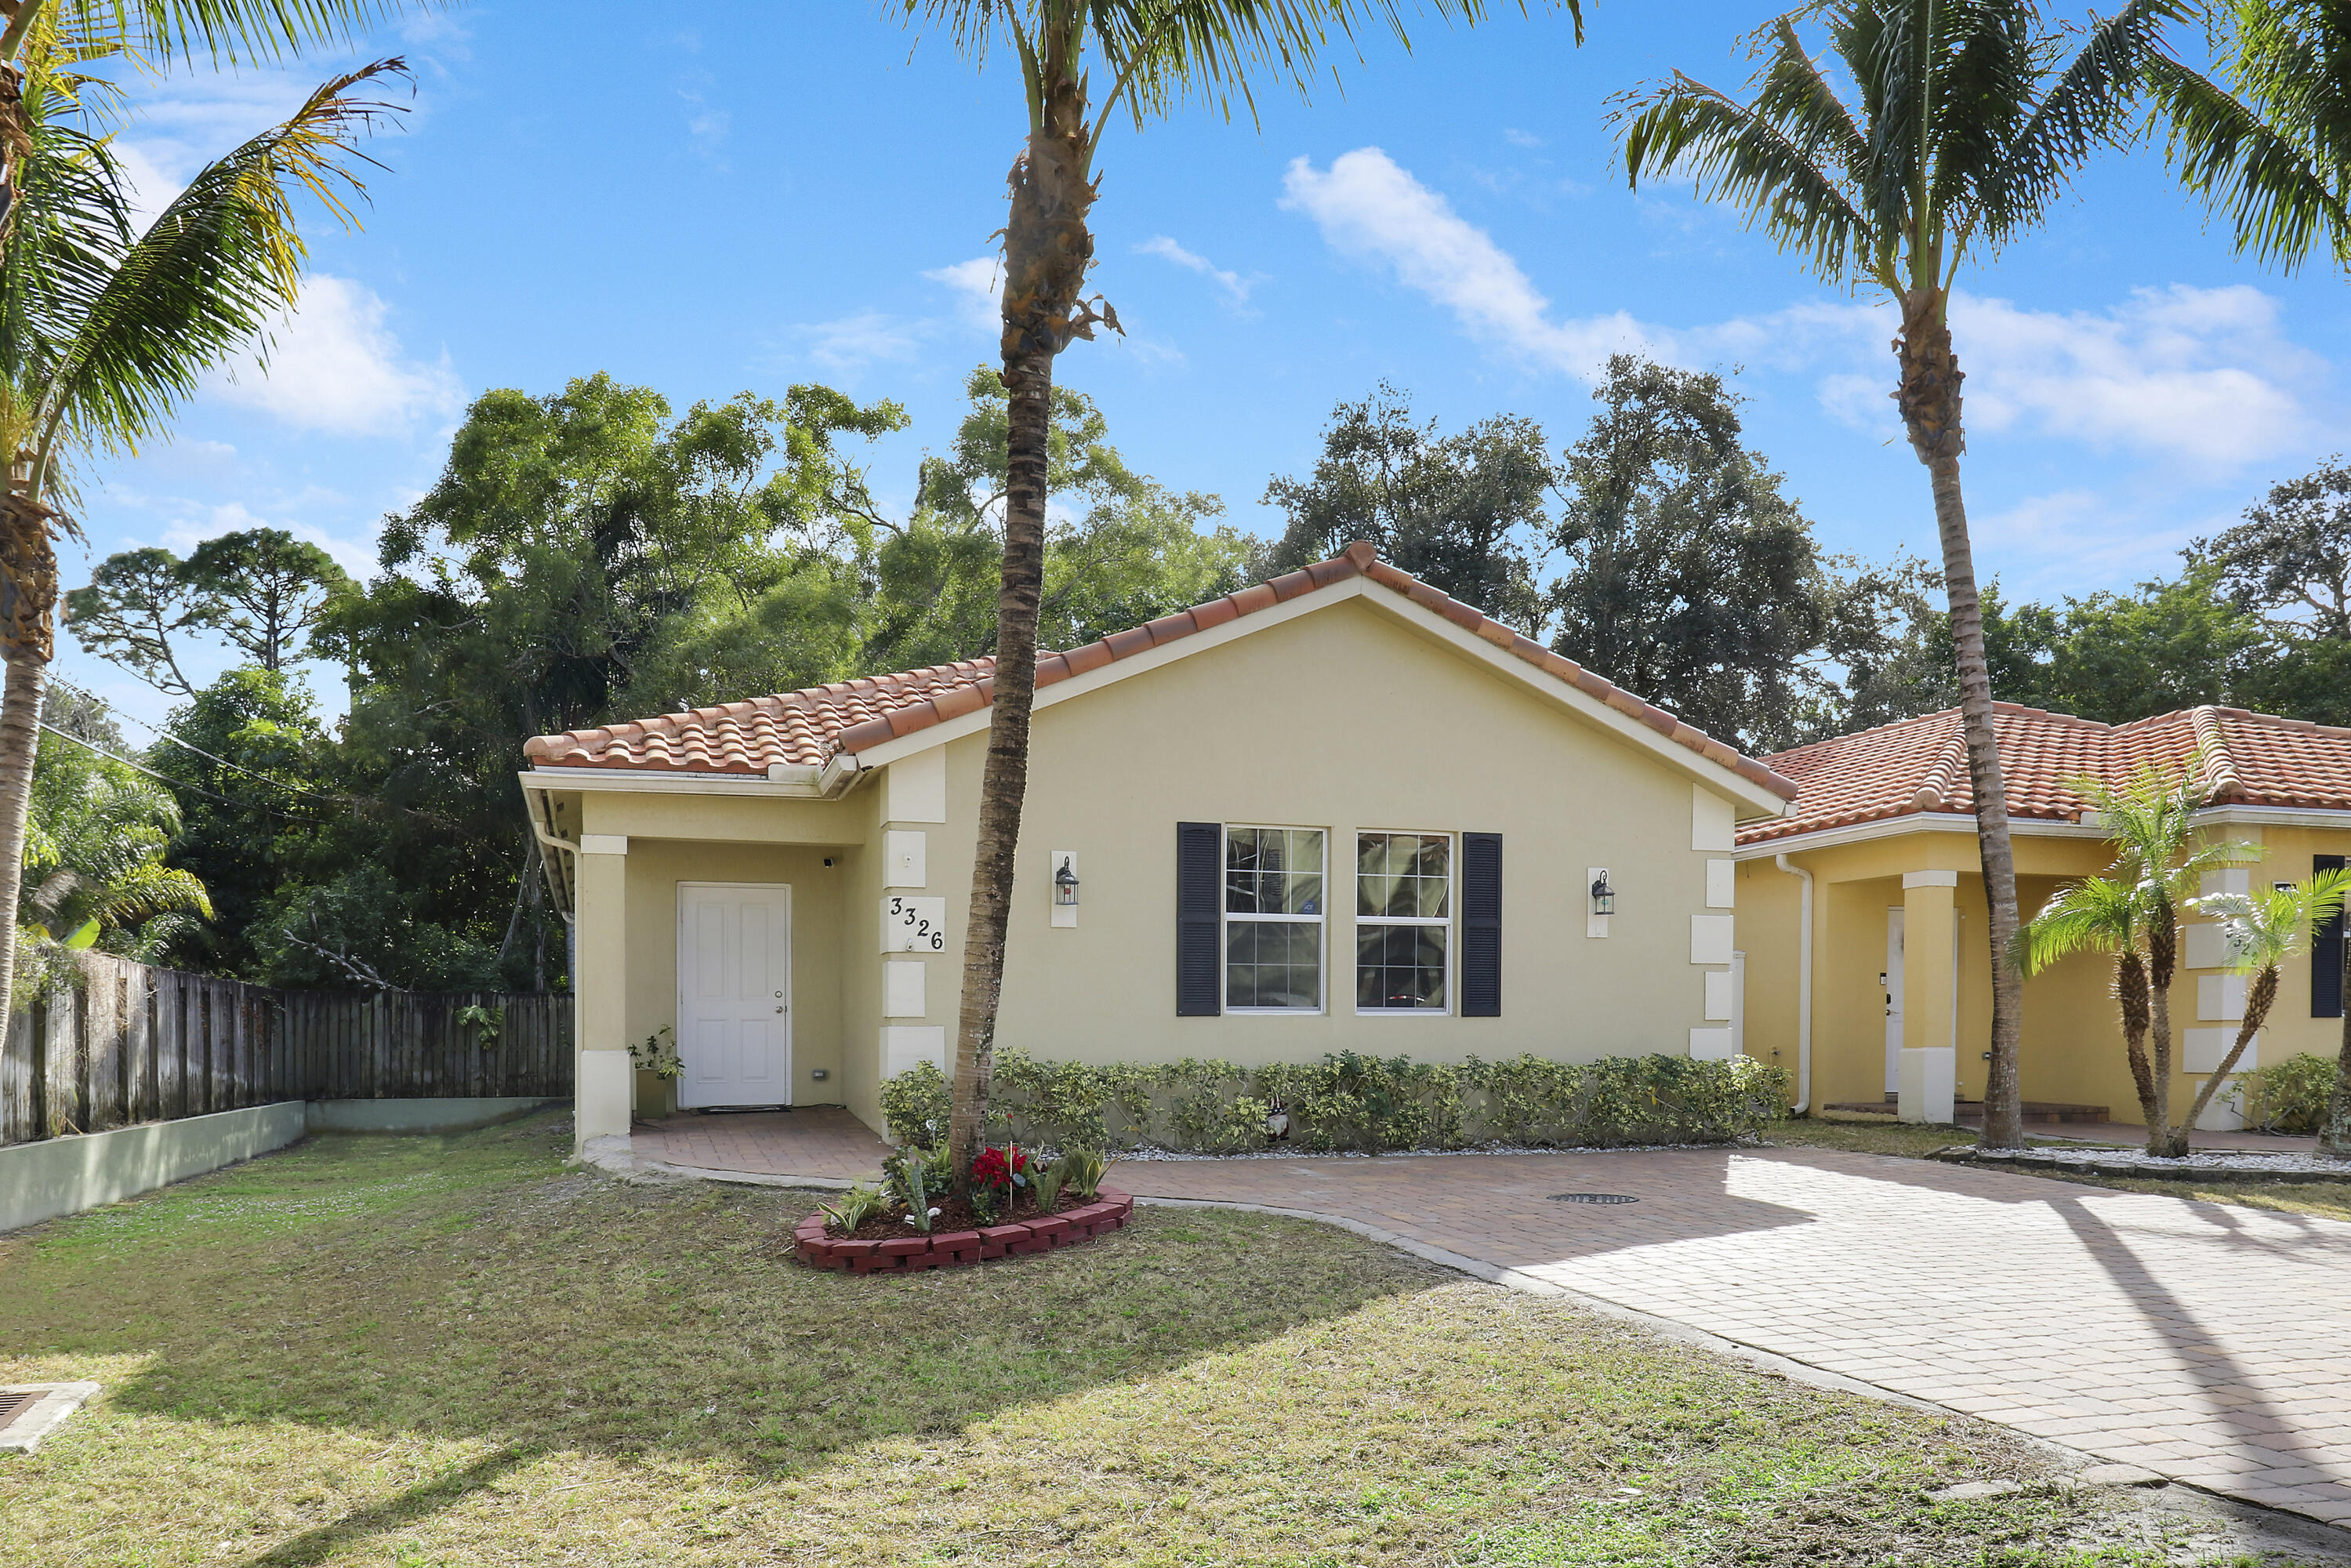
left=902, top=0, right=1581, bottom=1181
left=2017, top=762, right=2261, bottom=1155
left=2015, top=874, right=2159, bottom=1131
left=2084, top=761, right=2260, bottom=1152
left=2187, top=867, right=2351, bottom=1137
left=2144, top=0, right=2351, bottom=273
left=1617, top=0, right=2176, bottom=1149
left=0, top=40, right=407, bottom=1044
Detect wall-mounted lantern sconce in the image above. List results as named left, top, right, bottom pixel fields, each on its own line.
left=1050, top=851, right=1079, bottom=928
left=1589, top=869, right=1615, bottom=917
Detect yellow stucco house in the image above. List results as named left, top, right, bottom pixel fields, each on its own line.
left=1734, top=703, right=2351, bottom=1128
left=519, top=543, right=1803, bottom=1152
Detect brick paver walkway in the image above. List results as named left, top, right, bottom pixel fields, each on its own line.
left=627, top=1112, right=2351, bottom=1523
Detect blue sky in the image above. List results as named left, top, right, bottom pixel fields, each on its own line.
left=67, top=1, right=2351, bottom=731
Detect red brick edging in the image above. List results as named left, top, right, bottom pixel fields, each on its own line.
left=793, top=1188, right=1134, bottom=1272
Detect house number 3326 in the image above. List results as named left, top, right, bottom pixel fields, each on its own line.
left=881, top=895, right=949, bottom=953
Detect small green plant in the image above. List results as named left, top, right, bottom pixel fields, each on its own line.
left=818, top=1183, right=890, bottom=1236
left=1031, top=1158, right=1068, bottom=1213
left=2237, top=1052, right=2337, bottom=1134
left=1058, top=1148, right=1109, bottom=1200
left=456, top=1003, right=505, bottom=1048
left=629, top=1025, right=682, bottom=1080
left=886, top=1147, right=948, bottom=1232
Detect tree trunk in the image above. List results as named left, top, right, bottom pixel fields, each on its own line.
left=2146, top=899, right=2186, bottom=1156
left=2115, top=949, right=2161, bottom=1130
left=0, top=643, right=45, bottom=1038
left=946, top=72, right=1099, bottom=1183
left=1894, top=289, right=2026, bottom=1150
left=2181, top=964, right=2277, bottom=1134
left=2324, top=936, right=2351, bottom=1158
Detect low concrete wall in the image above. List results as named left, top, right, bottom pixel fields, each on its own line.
left=0, top=1102, right=307, bottom=1234
left=304, top=1097, right=560, bottom=1134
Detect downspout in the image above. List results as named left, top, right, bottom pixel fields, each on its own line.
left=521, top=779, right=582, bottom=1076
left=1775, top=853, right=1814, bottom=1115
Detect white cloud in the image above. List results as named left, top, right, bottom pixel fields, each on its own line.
left=1136, top=235, right=1254, bottom=304
left=923, top=256, right=1001, bottom=332
left=1281, top=147, right=1658, bottom=379
left=793, top=311, right=929, bottom=373
left=1969, top=488, right=2215, bottom=597
left=1503, top=128, right=1544, bottom=148
left=208, top=275, right=463, bottom=437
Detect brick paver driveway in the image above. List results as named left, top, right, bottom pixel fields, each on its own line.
left=629, top=1112, right=2351, bottom=1523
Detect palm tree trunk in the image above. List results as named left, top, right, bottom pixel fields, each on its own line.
left=2116, top=949, right=2161, bottom=1129
left=2182, top=964, right=2277, bottom=1134
left=0, top=484, right=56, bottom=1048
left=946, top=82, right=1097, bottom=1183
left=2147, top=906, right=2186, bottom=1155
left=1895, top=289, right=2026, bottom=1151
left=0, top=643, right=45, bottom=1038
left=2324, top=938, right=2351, bottom=1158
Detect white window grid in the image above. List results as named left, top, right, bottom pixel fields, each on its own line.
left=1353, top=829, right=1455, bottom=1015
left=1223, top=824, right=1327, bottom=1015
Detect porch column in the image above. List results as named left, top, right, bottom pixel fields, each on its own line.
left=574, top=833, right=632, bottom=1151
left=1898, top=870, right=1958, bottom=1123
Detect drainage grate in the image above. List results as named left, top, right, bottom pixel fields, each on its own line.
left=0, top=1389, right=42, bottom=1430
left=1549, top=1192, right=1638, bottom=1205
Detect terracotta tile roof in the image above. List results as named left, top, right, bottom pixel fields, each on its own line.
left=524, top=541, right=1801, bottom=800
left=1740, top=702, right=2351, bottom=846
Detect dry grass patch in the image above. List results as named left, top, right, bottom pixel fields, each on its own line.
left=0, top=1113, right=2293, bottom=1566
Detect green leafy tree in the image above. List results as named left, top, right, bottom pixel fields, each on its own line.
left=182, top=528, right=352, bottom=671
left=900, top=0, right=1577, bottom=1183
left=63, top=546, right=211, bottom=695
left=1549, top=355, right=1845, bottom=753
left=0, top=46, right=406, bottom=1036
left=2048, top=564, right=2269, bottom=723
left=1620, top=0, right=2176, bottom=1149
left=1261, top=383, right=1550, bottom=630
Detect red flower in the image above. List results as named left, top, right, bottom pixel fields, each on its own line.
left=970, top=1145, right=1029, bottom=1189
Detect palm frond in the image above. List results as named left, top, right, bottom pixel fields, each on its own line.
left=37, top=0, right=439, bottom=67
left=2193, top=866, right=2351, bottom=974
left=1618, top=68, right=1876, bottom=285
left=1980, top=0, right=2177, bottom=235
left=23, top=57, right=409, bottom=478
left=2143, top=51, right=2351, bottom=271
left=2015, top=874, right=2139, bottom=975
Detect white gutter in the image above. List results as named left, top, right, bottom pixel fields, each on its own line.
left=521, top=778, right=581, bottom=918
left=1774, top=853, right=1814, bottom=1115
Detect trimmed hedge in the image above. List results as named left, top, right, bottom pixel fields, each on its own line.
left=880, top=1049, right=1790, bottom=1155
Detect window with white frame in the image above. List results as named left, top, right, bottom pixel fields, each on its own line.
left=1224, top=827, right=1324, bottom=1011
left=1355, top=831, right=1451, bottom=1011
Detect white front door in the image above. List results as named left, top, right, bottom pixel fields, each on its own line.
left=1884, top=907, right=1905, bottom=1094
left=677, top=883, right=792, bottom=1109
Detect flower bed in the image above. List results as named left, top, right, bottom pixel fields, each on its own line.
left=794, top=1188, right=1134, bottom=1272
left=1936, top=1145, right=2351, bottom=1183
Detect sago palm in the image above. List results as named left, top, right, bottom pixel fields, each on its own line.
left=0, top=42, right=406, bottom=1036
left=2015, top=874, right=2158, bottom=1130
left=2187, top=867, right=2351, bottom=1137
left=1616, top=0, right=2178, bottom=1149
left=901, top=0, right=1580, bottom=1181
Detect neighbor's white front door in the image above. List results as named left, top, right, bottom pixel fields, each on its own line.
left=1884, top=908, right=1905, bottom=1094
left=677, top=883, right=792, bottom=1109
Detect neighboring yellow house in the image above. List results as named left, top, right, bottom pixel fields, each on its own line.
left=1734, top=703, right=2351, bottom=1128
left=519, top=543, right=1802, bottom=1153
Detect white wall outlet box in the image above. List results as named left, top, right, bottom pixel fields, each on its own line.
left=881, top=895, right=948, bottom=953
left=1691, top=787, right=1736, bottom=853
left=1050, top=850, right=1077, bottom=928
left=884, top=830, right=927, bottom=889
left=884, top=750, right=948, bottom=825
left=1703, top=969, right=1735, bottom=1021
left=1689, top=914, right=1735, bottom=967
left=1705, top=860, right=1736, bottom=909
left=2197, top=972, right=2248, bottom=1022
left=883, top=959, right=926, bottom=1018
left=2184, top=922, right=2232, bottom=971
left=880, top=1025, right=947, bottom=1078
left=1689, top=1027, right=1734, bottom=1062
left=2184, top=1025, right=2256, bottom=1073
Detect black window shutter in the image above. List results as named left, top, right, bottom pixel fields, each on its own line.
left=2317, top=855, right=2346, bottom=1019
left=1177, top=822, right=1223, bottom=1016
left=1461, top=832, right=1502, bottom=1017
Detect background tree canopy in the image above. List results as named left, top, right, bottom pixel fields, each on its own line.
left=51, top=362, right=2351, bottom=993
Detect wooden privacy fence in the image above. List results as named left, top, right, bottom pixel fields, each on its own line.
left=0, top=953, right=571, bottom=1147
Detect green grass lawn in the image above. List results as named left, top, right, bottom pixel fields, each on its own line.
left=0, top=1113, right=2302, bottom=1566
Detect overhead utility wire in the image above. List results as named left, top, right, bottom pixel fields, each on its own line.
left=35, top=721, right=312, bottom=812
